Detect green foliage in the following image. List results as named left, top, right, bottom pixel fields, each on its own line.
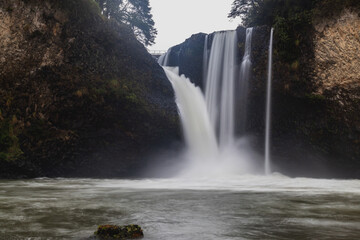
left=313, top=0, right=360, bottom=19
left=229, top=0, right=315, bottom=62
left=87, top=78, right=145, bottom=108
left=0, top=117, right=23, bottom=162
left=229, top=0, right=360, bottom=63
left=58, top=0, right=103, bottom=22
left=274, top=10, right=312, bottom=62
left=95, top=0, right=157, bottom=46
left=229, top=0, right=315, bottom=26
left=305, top=93, right=326, bottom=102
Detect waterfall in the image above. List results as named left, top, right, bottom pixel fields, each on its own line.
left=265, top=28, right=274, bottom=175
left=163, top=67, right=218, bottom=161
left=204, top=31, right=237, bottom=148
left=158, top=48, right=172, bottom=66
left=238, top=28, right=253, bottom=134
left=204, top=33, right=225, bottom=133
left=159, top=29, right=257, bottom=176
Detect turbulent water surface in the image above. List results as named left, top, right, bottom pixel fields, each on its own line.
left=1, top=175, right=360, bottom=239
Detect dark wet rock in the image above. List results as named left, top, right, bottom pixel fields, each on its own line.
left=92, top=225, right=144, bottom=240
left=166, top=33, right=207, bottom=88
left=0, top=0, right=180, bottom=178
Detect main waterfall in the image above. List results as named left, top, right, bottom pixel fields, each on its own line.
left=204, top=31, right=238, bottom=147
left=161, top=29, right=258, bottom=176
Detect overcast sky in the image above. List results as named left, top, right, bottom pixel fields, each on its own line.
left=148, top=0, right=241, bottom=51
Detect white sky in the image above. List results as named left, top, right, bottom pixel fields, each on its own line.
left=148, top=0, right=240, bottom=51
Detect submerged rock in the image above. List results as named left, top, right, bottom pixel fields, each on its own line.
left=93, top=225, right=144, bottom=240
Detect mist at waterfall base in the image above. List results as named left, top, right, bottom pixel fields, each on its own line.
left=161, top=67, right=261, bottom=177
left=154, top=29, right=266, bottom=177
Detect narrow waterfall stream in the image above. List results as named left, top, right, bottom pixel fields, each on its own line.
left=158, top=47, right=172, bottom=66
left=265, top=28, right=274, bottom=175
left=238, top=28, right=253, bottom=134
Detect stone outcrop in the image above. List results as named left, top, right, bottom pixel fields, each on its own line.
left=0, top=0, right=180, bottom=178
left=165, top=33, right=207, bottom=88
left=314, top=10, right=360, bottom=91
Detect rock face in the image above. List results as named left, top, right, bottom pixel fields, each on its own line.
left=165, top=33, right=207, bottom=88
left=0, top=0, right=179, bottom=178
left=163, top=9, right=360, bottom=178
left=93, top=225, right=144, bottom=239
left=314, top=10, right=360, bottom=91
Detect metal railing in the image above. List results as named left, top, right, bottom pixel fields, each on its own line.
left=148, top=50, right=167, bottom=55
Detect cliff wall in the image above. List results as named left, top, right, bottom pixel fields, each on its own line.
left=0, top=0, right=180, bottom=178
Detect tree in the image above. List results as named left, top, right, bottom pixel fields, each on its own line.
left=228, top=0, right=315, bottom=27
left=228, top=0, right=263, bottom=26
left=95, top=0, right=157, bottom=46
left=228, top=0, right=316, bottom=62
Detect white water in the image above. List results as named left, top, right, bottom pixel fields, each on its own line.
left=160, top=29, right=276, bottom=176
left=163, top=66, right=257, bottom=176
left=265, top=28, right=274, bottom=175
left=204, top=32, right=226, bottom=132
left=2, top=177, right=360, bottom=239
left=160, top=30, right=260, bottom=176
left=238, top=28, right=253, bottom=134
left=158, top=48, right=172, bottom=66
left=163, top=67, right=218, bottom=160
left=218, top=31, right=237, bottom=147
left=204, top=31, right=238, bottom=148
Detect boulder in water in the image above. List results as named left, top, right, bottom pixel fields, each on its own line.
left=93, top=224, right=144, bottom=239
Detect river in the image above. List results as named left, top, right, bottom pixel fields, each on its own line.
left=1, top=175, right=360, bottom=239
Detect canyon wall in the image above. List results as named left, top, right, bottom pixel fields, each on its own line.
left=0, top=0, right=180, bottom=178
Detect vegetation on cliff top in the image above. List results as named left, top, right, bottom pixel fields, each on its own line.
left=229, top=0, right=360, bottom=62
left=94, top=0, right=157, bottom=46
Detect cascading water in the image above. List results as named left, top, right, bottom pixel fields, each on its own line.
left=238, top=28, right=253, bottom=134
left=163, top=67, right=218, bottom=161
left=160, top=29, right=258, bottom=176
left=204, top=33, right=226, bottom=134
left=265, top=28, right=274, bottom=175
left=205, top=31, right=238, bottom=148
left=158, top=48, right=172, bottom=66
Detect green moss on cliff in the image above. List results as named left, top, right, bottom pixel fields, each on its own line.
left=313, top=0, right=360, bottom=19
left=273, top=9, right=312, bottom=63
left=58, top=0, right=103, bottom=22
left=0, top=0, right=179, bottom=178
left=0, top=113, right=23, bottom=162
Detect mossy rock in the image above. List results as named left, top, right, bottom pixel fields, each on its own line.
left=94, top=224, right=144, bottom=239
